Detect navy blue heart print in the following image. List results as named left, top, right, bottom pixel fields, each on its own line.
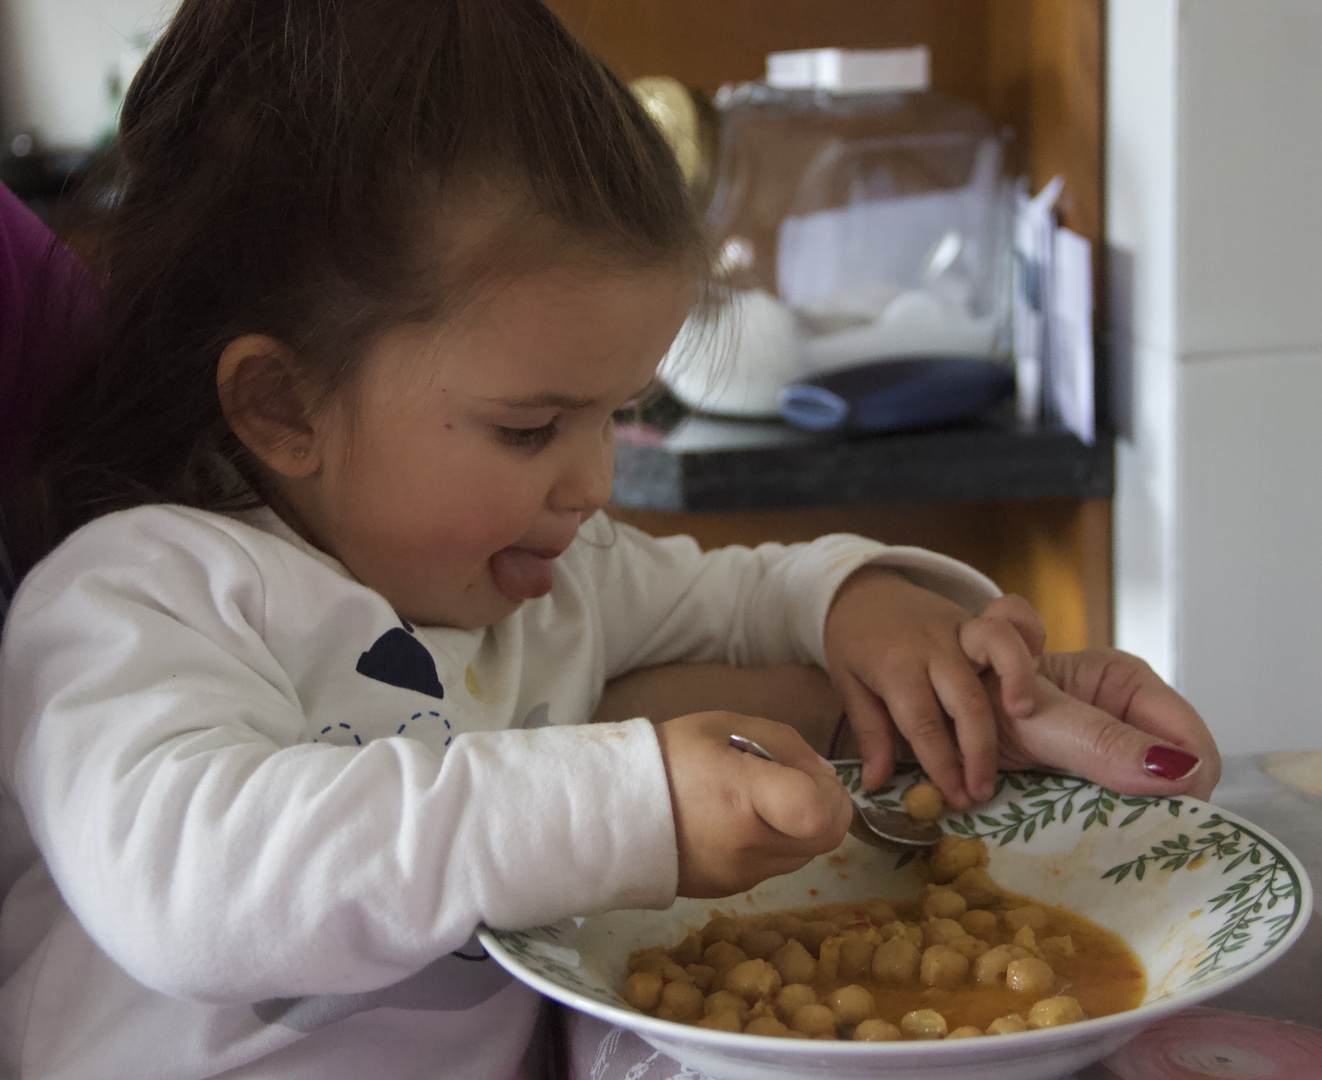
left=355, top=627, right=445, bottom=700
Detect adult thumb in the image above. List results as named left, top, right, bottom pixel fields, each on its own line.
left=1007, top=689, right=1204, bottom=797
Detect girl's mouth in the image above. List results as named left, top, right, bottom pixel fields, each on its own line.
left=488, top=546, right=560, bottom=601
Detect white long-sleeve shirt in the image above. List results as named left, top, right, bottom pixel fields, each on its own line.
left=0, top=505, right=996, bottom=1079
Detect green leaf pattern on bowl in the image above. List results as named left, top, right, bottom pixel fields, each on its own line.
left=852, top=763, right=1304, bottom=983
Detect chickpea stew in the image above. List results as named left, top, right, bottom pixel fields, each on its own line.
left=621, top=835, right=1145, bottom=1041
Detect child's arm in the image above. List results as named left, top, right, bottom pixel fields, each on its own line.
left=595, top=649, right=1219, bottom=801
left=592, top=662, right=843, bottom=754
left=581, top=519, right=1038, bottom=808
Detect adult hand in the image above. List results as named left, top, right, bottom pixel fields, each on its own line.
left=824, top=567, right=1045, bottom=808
left=653, top=712, right=852, bottom=898
left=991, top=649, right=1220, bottom=800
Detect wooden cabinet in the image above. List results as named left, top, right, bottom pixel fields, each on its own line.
left=547, top=0, right=1110, bottom=651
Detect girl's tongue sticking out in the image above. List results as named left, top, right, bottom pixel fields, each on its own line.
left=489, top=547, right=557, bottom=601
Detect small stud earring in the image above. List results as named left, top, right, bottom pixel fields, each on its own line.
left=293, top=446, right=308, bottom=460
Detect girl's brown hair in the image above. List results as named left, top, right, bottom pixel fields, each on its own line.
left=16, top=0, right=701, bottom=573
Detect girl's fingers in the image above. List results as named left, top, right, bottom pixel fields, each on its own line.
left=838, top=677, right=898, bottom=792
left=929, top=658, right=999, bottom=803
left=873, top=666, right=970, bottom=809
left=746, top=754, right=853, bottom=844
left=960, top=612, right=1041, bottom=718
left=981, top=594, right=1048, bottom=656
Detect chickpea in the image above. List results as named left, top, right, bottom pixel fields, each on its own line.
left=702, top=941, right=747, bottom=973
left=929, top=835, right=989, bottom=884
left=920, top=944, right=969, bottom=989
left=740, top=928, right=785, bottom=961
left=904, top=782, right=945, bottom=821
left=853, top=1018, right=902, bottom=1041
left=656, top=981, right=704, bottom=1024
left=948, top=934, right=990, bottom=961
left=871, top=936, right=921, bottom=982
left=669, top=932, right=703, bottom=968
left=627, top=947, right=667, bottom=973
left=901, top=923, right=925, bottom=948
left=949, top=867, right=999, bottom=907
left=923, top=886, right=968, bottom=921
left=774, top=983, right=818, bottom=1020
left=744, top=1015, right=791, bottom=1037
left=770, top=938, right=817, bottom=985
left=924, top=918, right=966, bottom=947
left=684, top=964, right=717, bottom=991
left=1013, top=925, right=1038, bottom=950
left=986, top=1014, right=1028, bottom=1035
left=827, top=984, right=875, bottom=1025
left=816, top=936, right=843, bottom=985
left=701, top=916, right=743, bottom=947
left=721, top=959, right=782, bottom=1003
left=621, top=971, right=663, bottom=1012
left=838, top=934, right=876, bottom=982
left=628, top=952, right=688, bottom=981
left=697, top=1010, right=742, bottom=1032
left=973, top=944, right=1016, bottom=984
left=795, top=920, right=840, bottom=958
left=1041, top=935, right=1076, bottom=960
left=769, top=914, right=807, bottom=940
left=790, top=1003, right=837, bottom=1037
left=948, top=1025, right=984, bottom=1038
left=1027, top=996, right=1087, bottom=1029
left=703, top=990, right=750, bottom=1019
left=1006, top=957, right=1056, bottom=994
left=863, top=898, right=897, bottom=925
left=900, top=1009, right=949, bottom=1040
left=1004, top=905, right=1049, bottom=932
left=959, top=908, right=998, bottom=940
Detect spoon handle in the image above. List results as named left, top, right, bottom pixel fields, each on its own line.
left=728, top=734, right=775, bottom=761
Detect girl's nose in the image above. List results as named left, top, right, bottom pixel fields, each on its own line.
left=551, top=427, right=615, bottom=517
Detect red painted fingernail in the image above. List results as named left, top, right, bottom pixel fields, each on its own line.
left=1143, top=745, right=1201, bottom=781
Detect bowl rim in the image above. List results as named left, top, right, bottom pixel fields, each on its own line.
left=479, top=778, right=1315, bottom=1059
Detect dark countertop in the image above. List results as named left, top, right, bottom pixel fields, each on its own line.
left=611, top=409, right=1115, bottom=513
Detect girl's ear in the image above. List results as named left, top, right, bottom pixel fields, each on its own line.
left=216, top=335, right=322, bottom=478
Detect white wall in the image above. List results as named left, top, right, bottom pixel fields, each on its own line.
left=0, top=0, right=177, bottom=150
left=1110, top=0, right=1322, bottom=754
left=1108, top=0, right=1180, bottom=684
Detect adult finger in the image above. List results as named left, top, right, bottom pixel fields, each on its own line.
left=929, top=657, right=999, bottom=804
left=1006, top=682, right=1208, bottom=797
left=873, top=663, right=970, bottom=809
left=960, top=612, right=1041, bottom=719
left=1039, top=652, right=1221, bottom=797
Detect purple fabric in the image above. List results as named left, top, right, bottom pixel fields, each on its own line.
left=0, top=182, right=96, bottom=482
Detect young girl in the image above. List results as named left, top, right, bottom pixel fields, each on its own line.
left=0, top=3, right=1214, bottom=1078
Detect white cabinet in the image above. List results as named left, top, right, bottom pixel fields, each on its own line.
left=1110, top=0, right=1322, bottom=753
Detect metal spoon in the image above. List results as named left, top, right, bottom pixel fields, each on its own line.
left=726, top=735, right=942, bottom=850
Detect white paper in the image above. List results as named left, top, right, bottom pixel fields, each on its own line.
left=1049, top=227, right=1095, bottom=445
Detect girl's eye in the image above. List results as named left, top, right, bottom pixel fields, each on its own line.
left=496, top=421, right=559, bottom=450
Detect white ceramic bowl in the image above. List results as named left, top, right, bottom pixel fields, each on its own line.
left=480, top=765, right=1313, bottom=1080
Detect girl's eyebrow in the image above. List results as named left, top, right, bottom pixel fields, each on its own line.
left=490, top=382, right=656, bottom=410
